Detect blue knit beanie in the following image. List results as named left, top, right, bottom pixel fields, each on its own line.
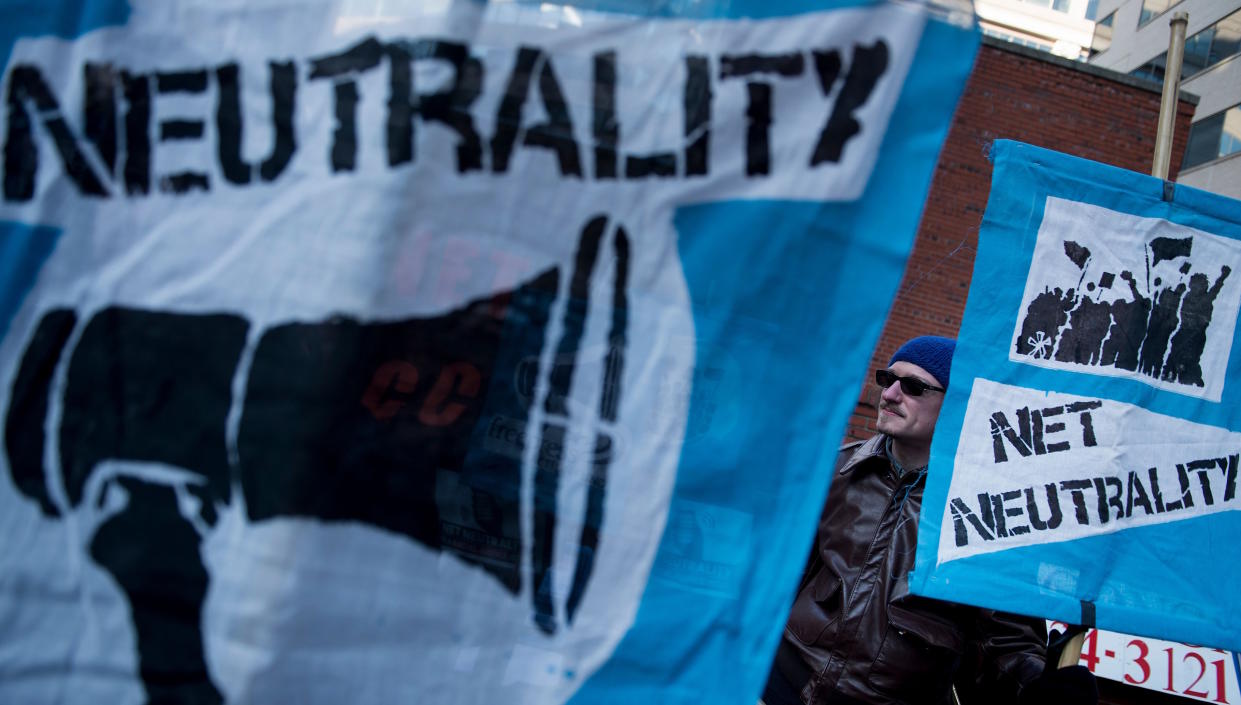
left=889, top=336, right=956, bottom=389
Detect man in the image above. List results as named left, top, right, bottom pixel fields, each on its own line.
left=764, top=336, right=1096, bottom=705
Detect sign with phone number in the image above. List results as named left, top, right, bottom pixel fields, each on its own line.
left=1051, top=623, right=1241, bottom=703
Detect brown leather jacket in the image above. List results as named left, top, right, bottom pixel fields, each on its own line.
left=777, top=435, right=1047, bottom=705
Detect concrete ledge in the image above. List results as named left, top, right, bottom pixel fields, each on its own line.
left=981, top=35, right=1201, bottom=105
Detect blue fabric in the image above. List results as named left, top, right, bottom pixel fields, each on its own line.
left=912, top=140, right=1241, bottom=654
left=570, top=15, right=979, bottom=704
left=0, top=0, right=130, bottom=338
left=0, top=1, right=980, bottom=703
left=0, top=223, right=62, bottom=341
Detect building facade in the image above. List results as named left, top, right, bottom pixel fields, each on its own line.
left=1086, top=0, right=1241, bottom=197
left=976, top=0, right=1098, bottom=59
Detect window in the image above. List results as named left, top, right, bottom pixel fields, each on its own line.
left=1182, top=26, right=1213, bottom=76
left=1085, top=0, right=1099, bottom=20
left=1003, top=0, right=1072, bottom=12
left=1139, top=0, right=1180, bottom=26
left=1129, top=52, right=1167, bottom=82
left=1182, top=104, right=1241, bottom=169
left=1206, top=10, right=1241, bottom=66
left=1129, top=10, right=1241, bottom=81
left=983, top=28, right=1054, bottom=52
left=1090, top=12, right=1115, bottom=56
left=1021, top=0, right=1071, bottom=13
left=1181, top=10, right=1241, bottom=77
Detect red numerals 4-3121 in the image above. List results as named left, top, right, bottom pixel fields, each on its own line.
left=1046, top=622, right=1234, bottom=704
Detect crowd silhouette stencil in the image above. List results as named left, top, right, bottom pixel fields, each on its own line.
left=1016, top=235, right=1232, bottom=388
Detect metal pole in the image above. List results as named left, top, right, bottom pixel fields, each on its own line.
left=1152, top=11, right=1189, bottom=179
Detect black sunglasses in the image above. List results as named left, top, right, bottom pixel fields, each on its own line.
left=875, top=369, right=945, bottom=397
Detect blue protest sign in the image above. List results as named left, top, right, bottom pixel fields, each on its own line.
left=0, top=1, right=977, bottom=702
left=913, top=140, right=1241, bottom=653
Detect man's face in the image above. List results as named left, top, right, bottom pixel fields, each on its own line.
left=875, top=361, right=945, bottom=446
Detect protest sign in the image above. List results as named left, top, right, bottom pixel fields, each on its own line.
left=912, top=140, right=1241, bottom=653
left=0, top=0, right=977, bottom=703
left=1047, top=623, right=1241, bottom=704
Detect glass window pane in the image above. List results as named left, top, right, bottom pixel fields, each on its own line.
left=1139, top=0, right=1156, bottom=24
left=1091, top=12, right=1114, bottom=55
left=1086, top=0, right=1099, bottom=20
left=1221, top=107, right=1241, bottom=159
left=1052, top=0, right=1070, bottom=13
left=1183, top=112, right=1225, bottom=169
left=1130, top=52, right=1166, bottom=82
left=1140, top=0, right=1174, bottom=25
left=1208, top=11, right=1241, bottom=65
left=1182, top=28, right=1213, bottom=77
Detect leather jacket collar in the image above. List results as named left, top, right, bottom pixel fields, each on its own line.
left=837, top=435, right=887, bottom=477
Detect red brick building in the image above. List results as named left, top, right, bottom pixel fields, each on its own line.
left=848, top=37, right=1197, bottom=442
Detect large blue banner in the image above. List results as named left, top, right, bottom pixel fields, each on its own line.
left=913, top=140, right=1241, bottom=654
left=0, top=1, right=977, bottom=702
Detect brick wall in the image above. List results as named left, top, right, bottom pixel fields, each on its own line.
left=844, top=38, right=1198, bottom=442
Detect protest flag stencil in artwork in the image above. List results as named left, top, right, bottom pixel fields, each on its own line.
left=1011, top=198, right=1241, bottom=401
left=0, top=1, right=978, bottom=703
left=912, top=140, right=1241, bottom=655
